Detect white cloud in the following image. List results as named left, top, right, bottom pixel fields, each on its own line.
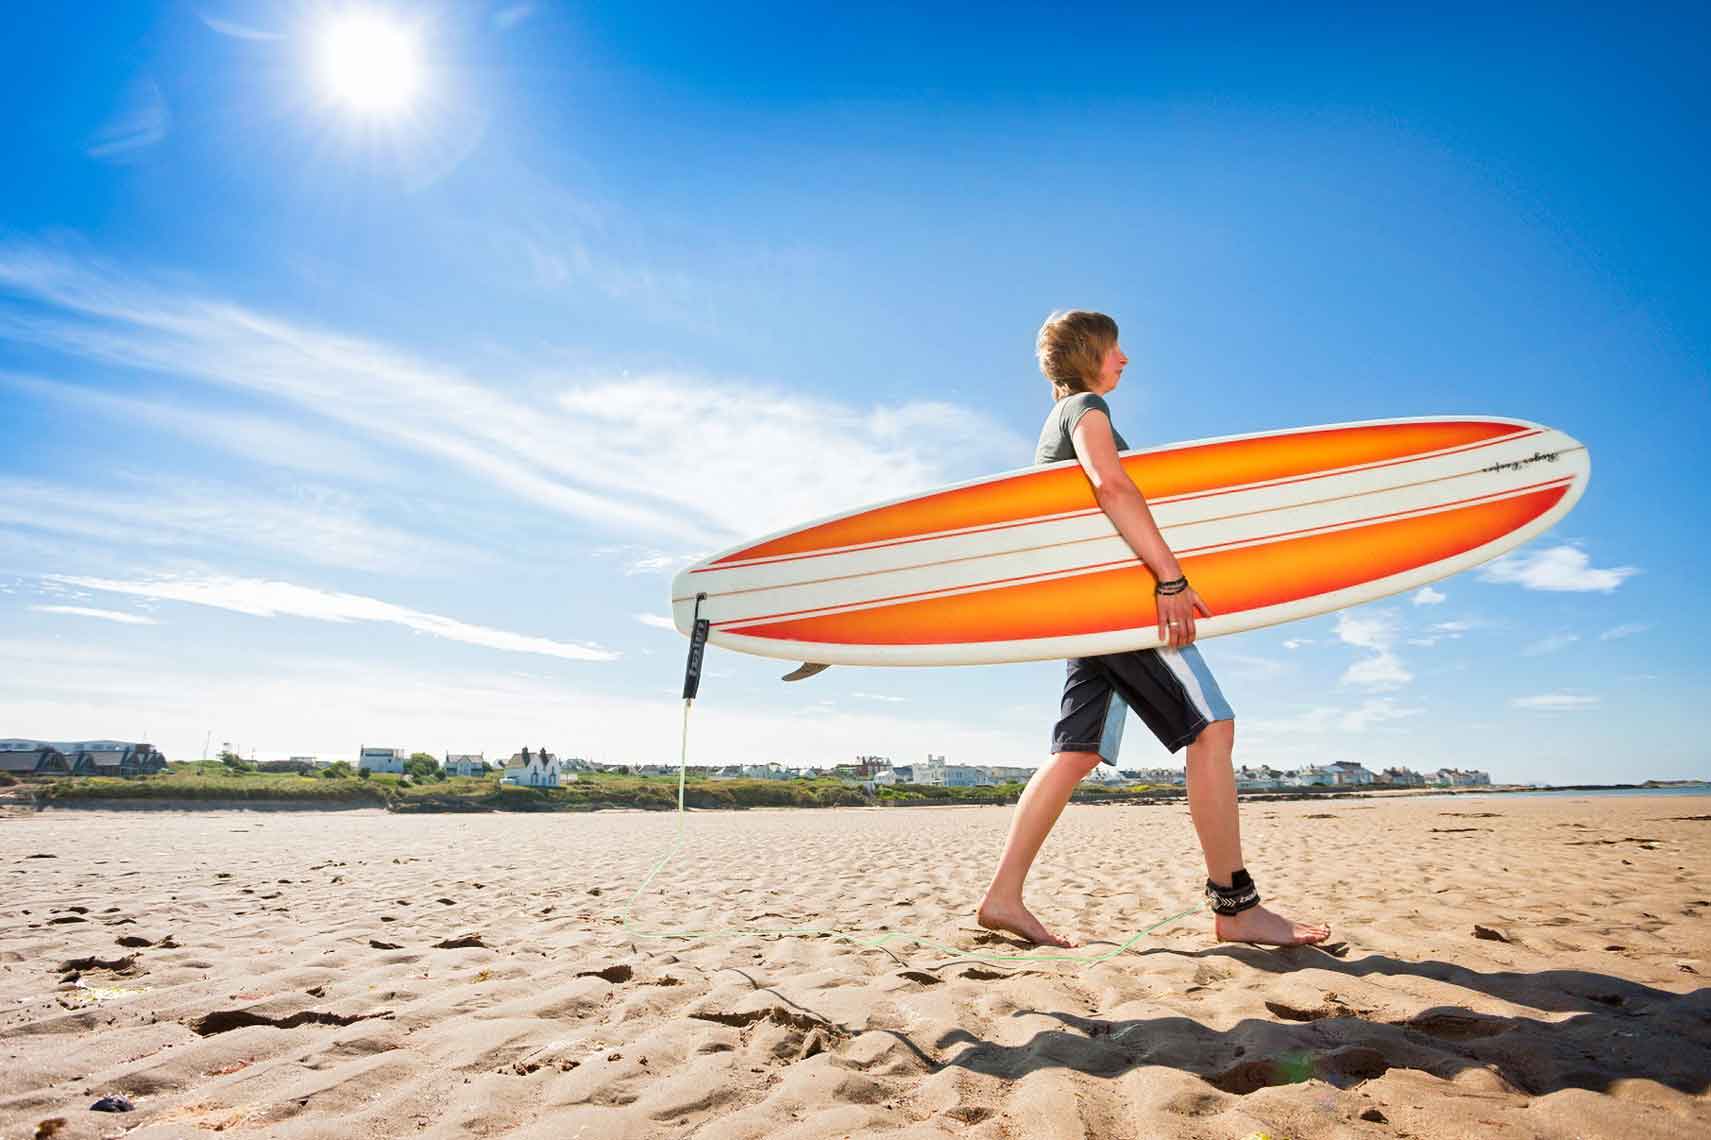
left=1511, top=694, right=1601, bottom=711
left=0, top=476, right=466, bottom=575
left=1216, top=652, right=1290, bottom=681
left=29, top=604, right=159, bottom=625
left=0, top=371, right=403, bottom=484
left=1333, top=608, right=1397, bottom=652
left=1332, top=608, right=1411, bottom=690
left=1247, top=698, right=1422, bottom=736
left=1429, top=619, right=1480, bottom=633
left=634, top=613, right=677, bottom=631
left=1599, top=622, right=1651, bottom=641
left=47, top=574, right=616, bottom=662
left=1281, top=638, right=1313, bottom=650
left=200, top=15, right=286, bottom=40
left=1339, top=698, right=1424, bottom=732
left=851, top=692, right=908, bottom=703
left=1341, top=652, right=1412, bottom=690
left=1521, top=632, right=1580, bottom=656
left=1411, top=586, right=1446, bottom=606
left=0, top=246, right=1028, bottom=548
left=493, top=3, right=535, bottom=30
left=87, top=78, right=170, bottom=161
left=1480, top=545, right=1638, bottom=593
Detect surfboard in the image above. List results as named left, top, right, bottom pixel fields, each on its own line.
left=669, top=416, right=1588, bottom=669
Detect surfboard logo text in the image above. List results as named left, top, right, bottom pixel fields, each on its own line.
left=1481, top=449, right=1563, bottom=475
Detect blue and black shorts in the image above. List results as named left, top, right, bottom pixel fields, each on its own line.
left=1052, top=644, right=1235, bottom=765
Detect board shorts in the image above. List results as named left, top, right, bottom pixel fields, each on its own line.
left=1052, top=644, right=1235, bottom=765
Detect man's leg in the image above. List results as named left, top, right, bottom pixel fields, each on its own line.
left=1184, top=718, right=1332, bottom=946
left=977, top=749, right=1103, bottom=947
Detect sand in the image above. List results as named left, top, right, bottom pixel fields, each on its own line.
left=2, top=795, right=1707, bottom=1139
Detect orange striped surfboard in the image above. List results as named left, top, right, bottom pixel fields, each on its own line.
left=669, top=416, right=1589, bottom=667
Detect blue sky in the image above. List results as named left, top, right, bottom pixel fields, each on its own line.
left=1, top=2, right=1705, bottom=783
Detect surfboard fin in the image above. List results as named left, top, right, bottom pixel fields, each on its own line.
left=781, top=662, right=831, bottom=682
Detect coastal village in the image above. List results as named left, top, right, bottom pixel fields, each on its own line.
left=2, top=737, right=1490, bottom=792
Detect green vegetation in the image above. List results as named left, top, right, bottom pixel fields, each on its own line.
left=406, top=752, right=443, bottom=781
left=37, top=764, right=870, bottom=812
left=34, top=763, right=1196, bottom=811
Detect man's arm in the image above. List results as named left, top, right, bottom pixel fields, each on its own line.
left=1070, top=410, right=1181, bottom=580
left=1071, top=410, right=1211, bottom=647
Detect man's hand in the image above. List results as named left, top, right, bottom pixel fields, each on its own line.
left=1157, top=587, right=1213, bottom=649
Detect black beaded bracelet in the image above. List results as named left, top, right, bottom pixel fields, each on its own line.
left=1154, top=575, right=1189, bottom=595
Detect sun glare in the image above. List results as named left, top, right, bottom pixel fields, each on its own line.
left=317, top=12, right=422, bottom=116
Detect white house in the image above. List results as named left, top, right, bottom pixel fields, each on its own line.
left=358, top=746, right=407, bottom=774
left=1289, top=765, right=1334, bottom=787
left=444, top=753, right=488, bottom=778
left=899, top=754, right=947, bottom=786
left=502, top=748, right=559, bottom=787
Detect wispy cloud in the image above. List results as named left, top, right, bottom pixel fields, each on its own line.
left=0, top=371, right=404, bottom=484
left=87, top=78, right=170, bottom=160
left=1521, top=632, right=1580, bottom=656
left=0, top=246, right=1027, bottom=548
left=852, top=691, right=908, bottom=703
left=1599, top=622, right=1651, bottom=641
left=1332, top=608, right=1411, bottom=690
left=1281, top=638, right=1313, bottom=650
left=1481, top=545, right=1638, bottom=593
left=492, top=3, right=535, bottom=31
left=1411, top=586, right=1446, bottom=606
left=30, top=604, right=159, bottom=625
left=1510, top=693, right=1600, bottom=711
left=1248, top=697, right=1423, bottom=736
left=200, top=14, right=287, bottom=40
left=634, top=613, right=677, bottom=631
left=47, top=574, right=616, bottom=662
left=0, top=476, right=466, bottom=575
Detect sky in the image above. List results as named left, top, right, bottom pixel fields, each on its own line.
left=1, top=2, right=1706, bottom=784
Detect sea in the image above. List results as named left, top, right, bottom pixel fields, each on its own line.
left=1449, top=784, right=1710, bottom=802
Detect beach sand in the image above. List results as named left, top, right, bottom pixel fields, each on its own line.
left=2, top=795, right=1707, bottom=1139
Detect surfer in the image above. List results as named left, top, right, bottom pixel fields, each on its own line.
left=976, top=310, right=1332, bottom=949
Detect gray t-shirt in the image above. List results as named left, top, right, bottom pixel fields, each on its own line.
left=1034, top=392, right=1129, bottom=465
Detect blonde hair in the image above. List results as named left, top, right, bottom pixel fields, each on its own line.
left=1035, top=310, right=1119, bottom=397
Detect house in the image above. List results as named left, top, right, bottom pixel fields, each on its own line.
left=1289, top=765, right=1335, bottom=787
left=895, top=754, right=947, bottom=786
left=258, top=759, right=316, bottom=774
left=3, top=740, right=164, bottom=777
left=1432, top=767, right=1491, bottom=787
left=502, top=747, right=559, bottom=787
left=0, top=741, right=70, bottom=777
left=1124, top=767, right=1186, bottom=786
left=1328, top=761, right=1375, bottom=786
left=359, top=746, right=408, bottom=774
left=1236, top=765, right=1287, bottom=790
left=1381, top=766, right=1425, bottom=786
left=945, top=765, right=994, bottom=787
left=987, top=766, right=1034, bottom=785
left=444, top=753, right=489, bottom=778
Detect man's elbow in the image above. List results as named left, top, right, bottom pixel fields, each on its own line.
left=1092, top=479, right=1141, bottom=509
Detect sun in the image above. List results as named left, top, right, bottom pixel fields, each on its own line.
left=316, top=12, right=422, bottom=116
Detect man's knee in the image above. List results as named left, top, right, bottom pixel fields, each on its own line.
left=1189, top=717, right=1235, bottom=752
left=1050, top=750, right=1104, bottom=779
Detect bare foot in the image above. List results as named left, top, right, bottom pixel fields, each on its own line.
left=1214, top=904, right=1332, bottom=947
left=976, top=898, right=1076, bottom=948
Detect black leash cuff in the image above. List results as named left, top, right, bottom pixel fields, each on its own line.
left=1205, top=868, right=1260, bottom=916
